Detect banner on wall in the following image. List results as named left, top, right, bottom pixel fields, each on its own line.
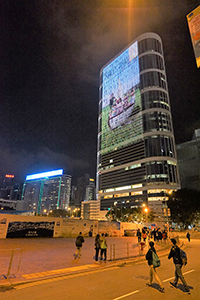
left=0, top=217, right=8, bottom=239
left=187, top=5, right=200, bottom=68
left=6, top=221, right=55, bottom=238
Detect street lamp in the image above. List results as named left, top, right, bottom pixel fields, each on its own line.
left=143, top=206, right=149, bottom=224
left=68, top=207, right=71, bottom=217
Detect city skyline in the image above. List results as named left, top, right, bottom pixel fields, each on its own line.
left=1, top=1, right=200, bottom=184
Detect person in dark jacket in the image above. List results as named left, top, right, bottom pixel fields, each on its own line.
left=168, top=238, right=190, bottom=293
left=186, top=232, right=191, bottom=242
left=94, top=234, right=101, bottom=262
left=146, top=241, right=164, bottom=292
left=74, top=232, right=84, bottom=259
left=136, top=229, right=142, bottom=243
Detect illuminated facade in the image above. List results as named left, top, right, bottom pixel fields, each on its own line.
left=97, top=33, right=180, bottom=211
left=22, top=169, right=71, bottom=214
left=187, top=5, right=200, bottom=68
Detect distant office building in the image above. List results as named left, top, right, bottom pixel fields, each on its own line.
left=0, top=199, right=17, bottom=210
left=0, top=175, right=22, bottom=200
left=21, top=169, right=71, bottom=214
left=75, top=174, right=96, bottom=207
left=176, top=129, right=200, bottom=190
left=12, top=183, right=23, bottom=200
left=70, top=185, right=77, bottom=207
left=81, top=200, right=106, bottom=220
left=86, top=178, right=96, bottom=201
left=97, top=32, right=180, bottom=212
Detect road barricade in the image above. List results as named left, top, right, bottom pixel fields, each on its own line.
left=0, top=249, right=22, bottom=280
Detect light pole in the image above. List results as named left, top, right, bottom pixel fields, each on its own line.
left=142, top=204, right=149, bottom=224
left=68, top=207, right=71, bottom=217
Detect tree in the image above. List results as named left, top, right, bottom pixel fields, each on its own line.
left=106, top=206, right=154, bottom=223
left=168, top=189, right=200, bottom=227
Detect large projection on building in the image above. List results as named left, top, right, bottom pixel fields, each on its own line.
left=101, top=41, right=143, bottom=155
left=187, top=5, right=200, bottom=68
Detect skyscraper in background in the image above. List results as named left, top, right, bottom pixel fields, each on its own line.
left=97, top=32, right=180, bottom=213
left=177, top=128, right=200, bottom=190
left=0, top=174, right=19, bottom=200
left=75, top=174, right=96, bottom=206
left=21, top=169, right=71, bottom=214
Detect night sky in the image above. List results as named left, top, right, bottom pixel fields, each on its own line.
left=1, top=0, right=200, bottom=184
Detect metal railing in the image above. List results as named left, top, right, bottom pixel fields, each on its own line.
left=109, top=242, right=141, bottom=261
left=0, top=249, right=22, bottom=280
left=109, top=238, right=173, bottom=261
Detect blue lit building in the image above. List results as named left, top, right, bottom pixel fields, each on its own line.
left=97, top=33, right=180, bottom=213
left=21, top=169, right=71, bottom=214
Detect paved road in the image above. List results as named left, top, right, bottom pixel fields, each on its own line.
left=0, top=238, right=198, bottom=299
left=0, top=236, right=169, bottom=285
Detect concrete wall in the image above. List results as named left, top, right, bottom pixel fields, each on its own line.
left=0, top=214, right=144, bottom=239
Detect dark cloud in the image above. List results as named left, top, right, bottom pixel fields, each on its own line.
left=0, top=140, right=92, bottom=183
left=1, top=0, right=200, bottom=183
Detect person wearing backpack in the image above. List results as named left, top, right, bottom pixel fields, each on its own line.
left=94, top=234, right=101, bottom=262
left=168, top=238, right=190, bottom=293
left=145, top=241, right=164, bottom=292
left=100, top=233, right=107, bottom=263
left=74, top=232, right=85, bottom=259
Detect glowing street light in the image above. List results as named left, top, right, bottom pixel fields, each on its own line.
left=68, top=207, right=71, bottom=217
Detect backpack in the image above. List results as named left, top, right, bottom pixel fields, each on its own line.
left=180, top=249, right=187, bottom=265
left=76, top=236, right=83, bottom=247
left=151, top=250, right=161, bottom=268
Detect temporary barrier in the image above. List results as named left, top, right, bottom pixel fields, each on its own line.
left=0, top=249, right=22, bottom=279
left=109, top=242, right=140, bottom=261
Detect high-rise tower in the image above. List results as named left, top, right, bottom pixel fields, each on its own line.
left=21, top=169, right=71, bottom=214
left=97, top=33, right=180, bottom=211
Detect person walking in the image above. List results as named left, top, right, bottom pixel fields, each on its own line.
left=162, top=230, right=168, bottom=243
left=136, top=228, right=142, bottom=243
left=146, top=241, right=164, bottom=292
left=74, top=232, right=84, bottom=259
left=94, top=234, right=101, bottom=262
left=100, top=233, right=107, bottom=263
left=142, top=228, right=147, bottom=242
left=186, top=232, right=191, bottom=242
left=168, top=238, right=190, bottom=293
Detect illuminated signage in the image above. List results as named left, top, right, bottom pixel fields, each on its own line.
left=26, top=169, right=63, bottom=181
left=101, top=41, right=143, bottom=155
left=187, top=5, right=200, bottom=68
left=5, top=175, right=14, bottom=178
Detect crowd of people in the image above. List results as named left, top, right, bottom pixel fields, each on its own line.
left=137, top=227, right=168, bottom=244
left=74, top=227, right=170, bottom=262
left=74, top=228, right=191, bottom=294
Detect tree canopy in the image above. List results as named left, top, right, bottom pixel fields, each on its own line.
left=106, top=206, right=154, bottom=223
left=168, top=189, right=200, bottom=227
